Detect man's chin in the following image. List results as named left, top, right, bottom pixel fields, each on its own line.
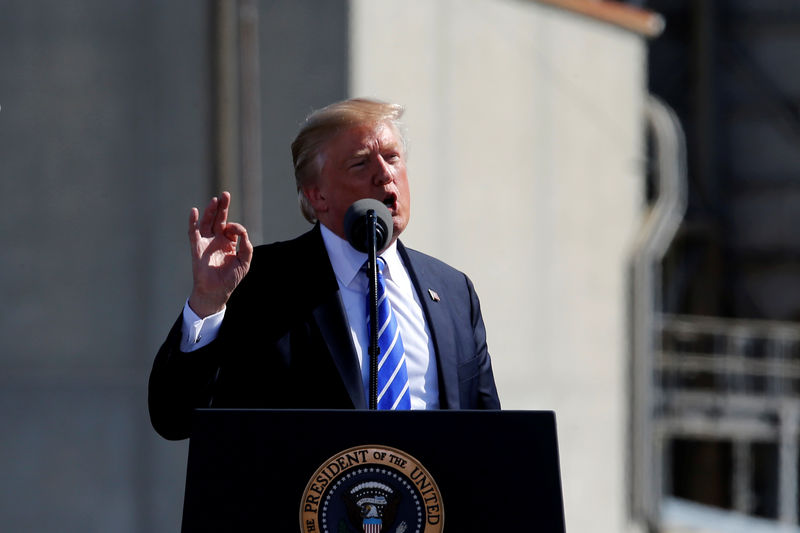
left=392, top=217, right=407, bottom=239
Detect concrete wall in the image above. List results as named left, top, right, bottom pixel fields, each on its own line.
left=257, top=0, right=349, bottom=242
left=351, top=1, right=647, bottom=531
left=0, top=2, right=209, bottom=530
left=0, top=1, right=347, bottom=531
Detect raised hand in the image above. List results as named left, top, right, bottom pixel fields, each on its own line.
left=187, top=192, right=253, bottom=318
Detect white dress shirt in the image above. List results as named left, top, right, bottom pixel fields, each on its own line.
left=180, top=224, right=440, bottom=409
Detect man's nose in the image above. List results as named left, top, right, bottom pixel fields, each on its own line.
left=373, top=157, right=393, bottom=184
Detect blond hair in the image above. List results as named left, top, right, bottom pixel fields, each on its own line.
left=291, top=98, right=406, bottom=223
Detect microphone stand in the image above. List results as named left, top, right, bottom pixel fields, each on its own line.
left=344, top=199, right=392, bottom=410
left=366, top=210, right=380, bottom=410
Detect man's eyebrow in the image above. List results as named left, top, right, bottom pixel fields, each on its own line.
left=346, top=148, right=371, bottom=160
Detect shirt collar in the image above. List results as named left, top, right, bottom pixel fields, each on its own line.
left=320, top=223, right=401, bottom=290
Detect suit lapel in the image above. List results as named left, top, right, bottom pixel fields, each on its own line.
left=306, top=226, right=366, bottom=409
left=398, top=242, right=461, bottom=409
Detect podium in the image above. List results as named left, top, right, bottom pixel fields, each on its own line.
left=181, top=409, right=566, bottom=532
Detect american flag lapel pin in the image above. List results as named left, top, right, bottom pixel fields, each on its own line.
left=428, top=288, right=441, bottom=302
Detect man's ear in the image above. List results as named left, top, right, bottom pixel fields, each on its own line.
left=302, top=183, right=327, bottom=214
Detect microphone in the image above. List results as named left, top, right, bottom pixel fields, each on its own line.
left=343, top=199, right=393, bottom=253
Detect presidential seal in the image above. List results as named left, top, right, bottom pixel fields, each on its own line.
left=300, top=445, right=444, bottom=533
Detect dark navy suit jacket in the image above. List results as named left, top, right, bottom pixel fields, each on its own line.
left=149, top=225, right=500, bottom=440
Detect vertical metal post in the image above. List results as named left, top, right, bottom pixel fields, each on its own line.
left=732, top=439, right=752, bottom=514
left=212, top=0, right=240, bottom=202
left=778, top=402, right=799, bottom=525
left=238, top=0, right=263, bottom=244
left=211, top=0, right=262, bottom=242
left=692, top=0, right=718, bottom=204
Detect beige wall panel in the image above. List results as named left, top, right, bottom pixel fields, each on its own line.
left=351, top=1, right=648, bottom=532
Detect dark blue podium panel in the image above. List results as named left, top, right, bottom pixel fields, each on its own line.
left=182, top=409, right=565, bottom=532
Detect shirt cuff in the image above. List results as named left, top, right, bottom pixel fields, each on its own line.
left=179, top=300, right=225, bottom=352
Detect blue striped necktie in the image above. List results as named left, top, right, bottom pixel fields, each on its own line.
left=368, top=257, right=411, bottom=410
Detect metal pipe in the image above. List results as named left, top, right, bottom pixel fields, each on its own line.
left=630, top=95, right=688, bottom=527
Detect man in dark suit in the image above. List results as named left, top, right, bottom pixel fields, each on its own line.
left=149, top=98, right=500, bottom=440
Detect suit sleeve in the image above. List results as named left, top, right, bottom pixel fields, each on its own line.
left=148, top=315, right=223, bottom=440
left=466, top=275, right=501, bottom=409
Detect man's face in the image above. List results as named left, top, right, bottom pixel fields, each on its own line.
left=305, top=121, right=410, bottom=243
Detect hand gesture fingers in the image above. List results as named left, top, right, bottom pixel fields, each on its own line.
left=188, top=207, right=202, bottom=256
left=196, top=192, right=231, bottom=238
left=224, top=222, right=254, bottom=265
left=186, top=192, right=252, bottom=317
left=212, top=191, right=231, bottom=236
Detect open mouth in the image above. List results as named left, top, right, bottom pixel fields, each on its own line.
left=382, top=193, right=397, bottom=211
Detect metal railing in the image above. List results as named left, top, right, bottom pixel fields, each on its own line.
left=630, top=95, right=800, bottom=531
left=658, top=314, right=800, bottom=526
